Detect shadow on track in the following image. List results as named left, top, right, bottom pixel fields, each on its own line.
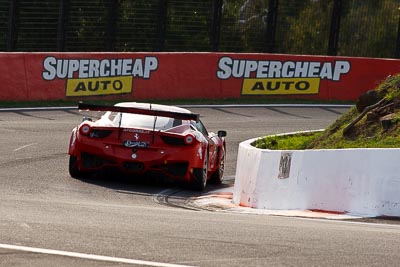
left=70, top=171, right=233, bottom=209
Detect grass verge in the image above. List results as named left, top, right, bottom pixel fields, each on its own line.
left=254, top=74, right=400, bottom=150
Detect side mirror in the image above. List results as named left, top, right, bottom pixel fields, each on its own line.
left=217, top=130, right=227, bottom=137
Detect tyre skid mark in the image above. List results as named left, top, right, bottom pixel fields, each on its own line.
left=153, top=189, right=202, bottom=211
left=0, top=153, right=66, bottom=168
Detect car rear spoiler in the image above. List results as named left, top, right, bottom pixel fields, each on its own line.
left=78, top=102, right=199, bottom=122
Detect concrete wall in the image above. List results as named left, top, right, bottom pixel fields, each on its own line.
left=233, top=137, right=400, bottom=217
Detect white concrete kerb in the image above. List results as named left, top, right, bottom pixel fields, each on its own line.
left=233, top=132, right=400, bottom=217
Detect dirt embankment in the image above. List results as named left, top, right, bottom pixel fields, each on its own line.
left=308, top=75, right=400, bottom=149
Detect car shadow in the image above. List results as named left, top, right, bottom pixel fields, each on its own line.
left=73, top=172, right=233, bottom=199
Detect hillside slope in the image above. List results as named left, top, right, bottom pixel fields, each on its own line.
left=255, top=74, right=400, bottom=149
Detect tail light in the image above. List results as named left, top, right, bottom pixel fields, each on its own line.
left=79, top=123, right=91, bottom=135
left=161, top=134, right=196, bottom=146
left=161, top=136, right=185, bottom=146
left=90, top=129, right=113, bottom=138
left=184, top=134, right=195, bottom=145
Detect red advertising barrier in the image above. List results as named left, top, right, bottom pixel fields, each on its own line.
left=0, top=52, right=399, bottom=101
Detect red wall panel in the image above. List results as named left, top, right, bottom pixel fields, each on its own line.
left=0, top=52, right=399, bottom=102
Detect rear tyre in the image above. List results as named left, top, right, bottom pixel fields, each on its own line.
left=191, top=154, right=208, bottom=191
left=69, top=155, right=84, bottom=179
left=210, top=150, right=225, bottom=184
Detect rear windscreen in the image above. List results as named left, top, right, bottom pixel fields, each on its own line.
left=111, top=112, right=182, bottom=130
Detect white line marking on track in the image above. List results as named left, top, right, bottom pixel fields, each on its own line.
left=19, top=223, right=31, bottom=229
left=0, top=244, right=196, bottom=267
left=14, top=143, right=37, bottom=152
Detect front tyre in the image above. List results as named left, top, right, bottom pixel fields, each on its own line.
left=191, top=154, right=208, bottom=191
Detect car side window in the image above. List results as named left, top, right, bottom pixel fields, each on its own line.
left=193, top=120, right=208, bottom=137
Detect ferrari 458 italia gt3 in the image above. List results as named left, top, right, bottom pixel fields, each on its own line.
left=68, top=102, right=227, bottom=190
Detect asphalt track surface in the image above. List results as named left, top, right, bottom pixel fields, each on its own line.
left=1, top=106, right=400, bottom=266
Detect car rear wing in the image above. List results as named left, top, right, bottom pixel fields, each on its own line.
left=78, top=102, right=199, bottom=122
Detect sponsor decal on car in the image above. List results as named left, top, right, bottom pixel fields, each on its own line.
left=216, top=56, right=351, bottom=95
left=123, top=140, right=149, bottom=148
left=123, top=129, right=150, bottom=134
left=42, top=56, right=158, bottom=97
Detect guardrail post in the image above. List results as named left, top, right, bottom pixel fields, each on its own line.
left=328, top=0, right=342, bottom=56
left=106, top=0, right=118, bottom=51
left=265, top=0, right=278, bottom=53
left=7, top=0, right=17, bottom=51
left=156, top=0, right=168, bottom=52
left=57, top=0, right=67, bottom=51
left=210, top=0, right=222, bottom=52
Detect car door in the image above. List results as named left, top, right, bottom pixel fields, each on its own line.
left=194, top=120, right=217, bottom=172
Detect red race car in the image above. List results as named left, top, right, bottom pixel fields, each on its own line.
left=68, top=102, right=227, bottom=190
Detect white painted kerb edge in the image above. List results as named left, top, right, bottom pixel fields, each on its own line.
left=233, top=137, right=400, bottom=217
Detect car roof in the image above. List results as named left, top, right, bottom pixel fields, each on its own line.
left=114, top=102, right=192, bottom=115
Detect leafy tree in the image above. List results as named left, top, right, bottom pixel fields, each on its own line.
left=220, top=0, right=268, bottom=52
left=0, top=0, right=399, bottom=58
left=277, top=0, right=332, bottom=55
left=14, top=0, right=59, bottom=51
left=116, top=0, right=160, bottom=52
left=0, top=1, right=8, bottom=50
left=338, top=0, right=398, bottom=58
left=65, top=0, right=108, bottom=51
left=164, top=0, right=212, bottom=51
